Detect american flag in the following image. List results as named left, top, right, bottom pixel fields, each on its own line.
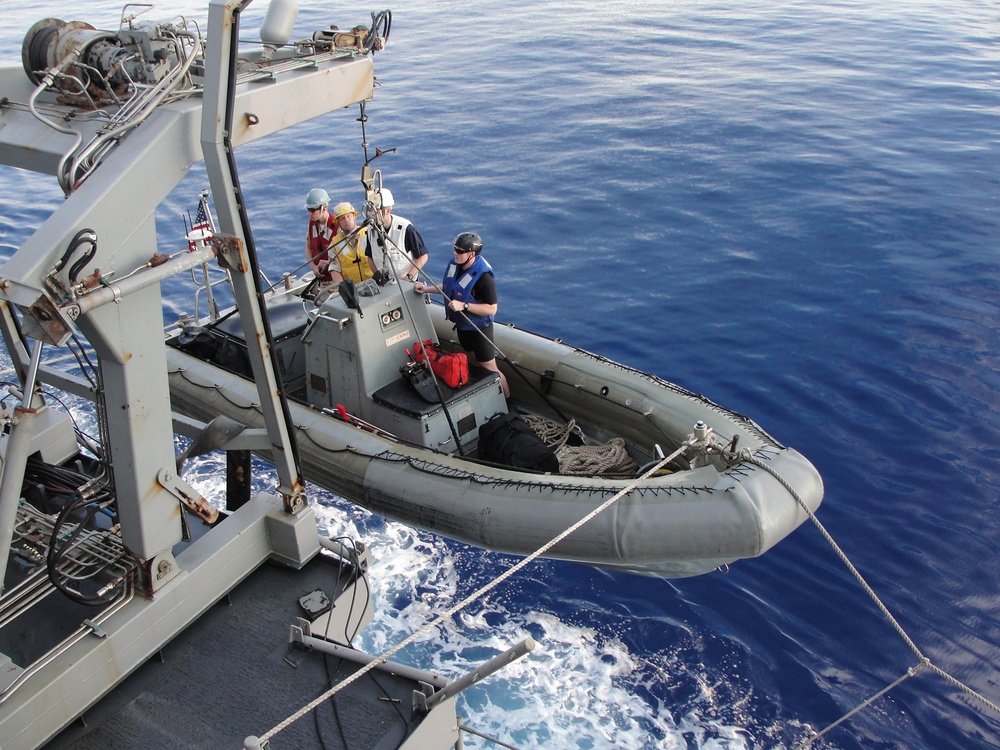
left=187, top=194, right=214, bottom=251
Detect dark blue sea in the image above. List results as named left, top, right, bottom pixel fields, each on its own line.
left=2, top=1, right=998, bottom=748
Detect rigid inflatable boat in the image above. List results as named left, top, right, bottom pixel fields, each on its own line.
left=167, top=263, right=823, bottom=578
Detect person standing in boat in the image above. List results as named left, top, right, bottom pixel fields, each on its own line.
left=328, top=201, right=374, bottom=284
left=303, top=187, right=337, bottom=284
left=414, top=231, right=510, bottom=397
left=364, top=187, right=428, bottom=283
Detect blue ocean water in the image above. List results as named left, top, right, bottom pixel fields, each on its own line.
left=1, top=1, right=999, bottom=748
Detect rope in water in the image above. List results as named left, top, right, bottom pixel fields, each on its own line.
left=741, top=454, right=1000, bottom=747
left=250, top=440, right=693, bottom=747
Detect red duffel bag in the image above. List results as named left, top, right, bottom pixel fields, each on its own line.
left=413, top=339, right=469, bottom=388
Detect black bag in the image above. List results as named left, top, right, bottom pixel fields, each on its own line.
left=400, top=361, right=440, bottom=403
left=478, top=413, right=559, bottom=473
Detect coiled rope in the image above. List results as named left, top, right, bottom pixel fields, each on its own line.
left=556, top=437, right=637, bottom=476
left=249, top=440, right=692, bottom=747
left=522, top=414, right=583, bottom=450
left=741, top=453, right=1000, bottom=747
left=523, top=414, right=639, bottom=477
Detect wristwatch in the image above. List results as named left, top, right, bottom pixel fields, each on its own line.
left=463, top=302, right=469, bottom=312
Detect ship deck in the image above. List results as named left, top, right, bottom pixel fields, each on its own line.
left=30, top=551, right=430, bottom=750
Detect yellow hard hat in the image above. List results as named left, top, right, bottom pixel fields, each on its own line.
left=332, top=201, right=358, bottom=219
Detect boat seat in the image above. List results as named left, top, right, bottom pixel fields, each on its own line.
left=372, top=365, right=500, bottom=419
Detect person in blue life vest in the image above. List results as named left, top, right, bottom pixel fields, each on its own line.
left=364, top=187, right=428, bottom=283
left=413, top=232, right=510, bottom=398
left=303, top=188, right=337, bottom=283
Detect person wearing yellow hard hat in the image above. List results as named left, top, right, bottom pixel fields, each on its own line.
left=328, top=201, right=374, bottom=284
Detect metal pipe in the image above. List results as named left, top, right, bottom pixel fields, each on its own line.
left=20, top=338, right=43, bottom=404
left=0, top=579, right=134, bottom=702
left=0, top=570, right=55, bottom=629
left=294, top=633, right=449, bottom=690
left=0, top=340, right=44, bottom=595
left=71, top=246, right=216, bottom=316
left=318, top=535, right=362, bottom=563
left=425, top=637, right=535, bottom=711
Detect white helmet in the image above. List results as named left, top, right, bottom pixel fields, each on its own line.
left=304, top=187, right=330, bottom=209
left=376, top=188, right=394, bottom=209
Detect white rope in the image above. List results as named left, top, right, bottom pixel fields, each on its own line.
left=740, top=454, right=1000, bottom=746
left=523, top=414, right=639, bottom=476
left=555, top=437, right=637, bottom=476
left=253, top=441, right=692, bottom=746
left=522, top=414, right=584, bottom=450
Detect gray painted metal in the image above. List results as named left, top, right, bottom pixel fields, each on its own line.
left=0, top=494, right=319, bottom=750
left=0, top=4, right=467, bottom=749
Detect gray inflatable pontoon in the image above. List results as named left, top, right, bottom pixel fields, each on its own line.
left=167, top=276, right=823, bottom=578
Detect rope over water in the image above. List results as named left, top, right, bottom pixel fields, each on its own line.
left=42, top=356, right=1000, bottom=745
left=250, top=441, right=693, bottom=746
left=741, top=453, right=1000, bottom=747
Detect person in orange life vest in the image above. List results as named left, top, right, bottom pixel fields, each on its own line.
left=328, top=201, right=374, bottom=284
left=303, top=188, right=337, bottom=283
left=413, top=231, right=509, bottom=397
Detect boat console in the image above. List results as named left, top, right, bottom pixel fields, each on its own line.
left=302, top=278, right=508, bottom=453
left=175, top=276, right=509, bottom=455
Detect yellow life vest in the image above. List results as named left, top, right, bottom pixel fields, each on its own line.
left=330, top=226, right=373, bottom=283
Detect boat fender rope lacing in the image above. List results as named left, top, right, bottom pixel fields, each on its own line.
left=252, top=440, right=694, bottom=746
left=741, top=454, right=1000, bottom=747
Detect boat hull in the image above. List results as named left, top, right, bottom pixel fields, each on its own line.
left=167, top=314, right=823, bottom=578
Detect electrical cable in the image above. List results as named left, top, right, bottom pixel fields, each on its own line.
left=365, top=10, right=391, bottom=52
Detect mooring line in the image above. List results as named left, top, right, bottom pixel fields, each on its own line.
left=744, top=454, right=1000, bottom=746
left=249, top=442, right=692, bottom=747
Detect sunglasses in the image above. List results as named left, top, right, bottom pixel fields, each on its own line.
left=307, top=206, right=323, bottom=213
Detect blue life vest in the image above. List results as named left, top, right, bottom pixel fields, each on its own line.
left=442, top=255, right=494, bottom=330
